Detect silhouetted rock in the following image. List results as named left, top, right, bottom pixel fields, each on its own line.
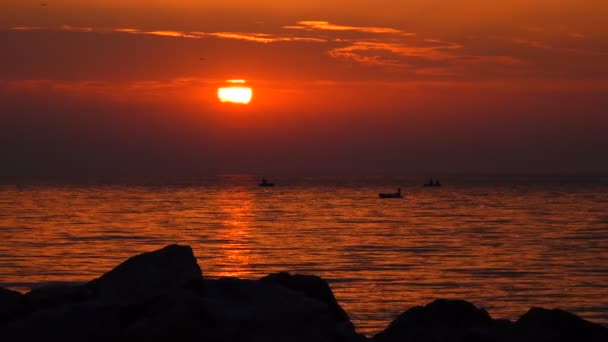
left=2, top=245, right=607, bottom=342
left=86, top=244, right=202, bottom=304
left=0, top=302, right=122, bottom=341
left=510, top=307, right=608, bottom=342
left=24, top=283, right=90, bottom=310
left=374, top=299, right=503, bottom=342
left=0, top=287, right=24, bottom=321
left=261, top=272, right=351, bottom=322
left=122, top=290, right=213, bottom=340
left=205, top=277, right=365, bottom=342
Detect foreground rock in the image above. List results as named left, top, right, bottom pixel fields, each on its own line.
left=0, top=287, right=24, bottom=320
left=511, top=307, right=608, bottom=342
left=261, top=272, right=352, bottom=323
left=374, top=299, right=608, bottom=342
left=0, top=244, right=362, bottom=342
left=374, top=299, right=511, bottom=342
left=1, top=244, right=606, bottom=342
left=204, top=276, right=365, bottom=342
left=86, top=244, right=203, bottom=304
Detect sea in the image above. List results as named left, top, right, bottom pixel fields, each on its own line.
left=0, top=175, right=607, bottom=335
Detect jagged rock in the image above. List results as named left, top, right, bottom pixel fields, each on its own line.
left=261, top=272, right=351, bottom=322
left=0, top=287, right=24, bottom=321
left=205, top=277, right=365, bottom=342
left=511, top=307, right=608, bottom=342
left=3, top=245, right=607, bottom=342
left=86, top=244, right=202, bottom=304
left=206, top=277, right=330, bottom=318
left=374, top=299, right=501, bottom=342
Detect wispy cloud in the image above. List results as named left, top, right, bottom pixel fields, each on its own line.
left=112, top=28, right=327, bottom=43
left=197, top=32, right=327, bottom=43
left=113, top=28, right=202, bottom=39
left=9, top=26, right=46, bottom=31
left=329, top=40, right=465, bottom=67
left=284, top=21, right=415, bottom=36
left=283, top=21, right=526, bottom=73
left=60, top=25, right=93, bottom=32
left=9, top=25, right=327, bottom=43
left=146, top=30, right=201, bottom=38
left=113, top=28, right=138, bottom=33
left=328, top=40, right=524, bottom=74
left=8, top=21, right=539, bottom=78
left=11, top=25, right=93, bottom=32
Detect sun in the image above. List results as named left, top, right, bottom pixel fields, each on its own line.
left=218, top=80, right=253, bottom=104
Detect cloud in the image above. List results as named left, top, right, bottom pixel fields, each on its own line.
left=9, top=26, right=45, bottom=31
left=12, top=26, right=199, bottom=39
left=284, top=21, right=415, bottom=36
left=9, top=25, right=327, bottom=43
left=113, top=28, right=201, bottom=39
left=196, top=32, right=327, bottom=43
left=283, top=21, right=524, bottom=73
left=7, top=20, right=605, bottom=81
left=113, top=28, right=138, bottom=33
left=327, top=39, right=525, bottom=76
left=111, top=28, right=327, bottom=43
left=60, top=25, right=93, bottom=32
left=328, top=40, right=465, bottom=68
left=11, top=25, right=94, bottom=33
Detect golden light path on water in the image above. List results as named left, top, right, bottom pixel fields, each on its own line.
left=0, top=177, right=607, bottom=335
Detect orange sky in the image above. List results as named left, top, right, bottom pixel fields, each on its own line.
left=1, top=1, right=608, bottom=179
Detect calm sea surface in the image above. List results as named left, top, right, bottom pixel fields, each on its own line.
left=0, top=176, right=607, bottom=334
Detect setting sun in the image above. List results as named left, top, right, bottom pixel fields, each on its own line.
left=218, top=80, right=252, bottom=104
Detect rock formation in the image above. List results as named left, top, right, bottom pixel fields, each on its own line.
left=0, top=245, right=606, bottom=342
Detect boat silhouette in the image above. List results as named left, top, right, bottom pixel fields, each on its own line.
left=258, top=178, right=275, bottom=187
left=424, top=178, right=442, bottom=187
left=379, top=188, right=402, bottom=198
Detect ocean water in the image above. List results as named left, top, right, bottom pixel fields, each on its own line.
left=0, top=176, right=607, bottom=334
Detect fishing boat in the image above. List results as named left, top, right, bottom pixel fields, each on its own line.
left=379, top=188, right=402, bottom=198
left=424, top=178, right=442, bottom=187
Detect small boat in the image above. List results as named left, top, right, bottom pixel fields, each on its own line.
left=424, top=178, right=442, bottom=187
left=379, top=188, right=402, bottom=198
left=258, top=178, right=275, bottom=187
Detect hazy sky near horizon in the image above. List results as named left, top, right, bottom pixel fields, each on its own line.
left=1, top=1, right=608, bottom=179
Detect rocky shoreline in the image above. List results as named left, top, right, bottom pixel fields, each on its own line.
left=1, top=244, right=606, bottom=341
